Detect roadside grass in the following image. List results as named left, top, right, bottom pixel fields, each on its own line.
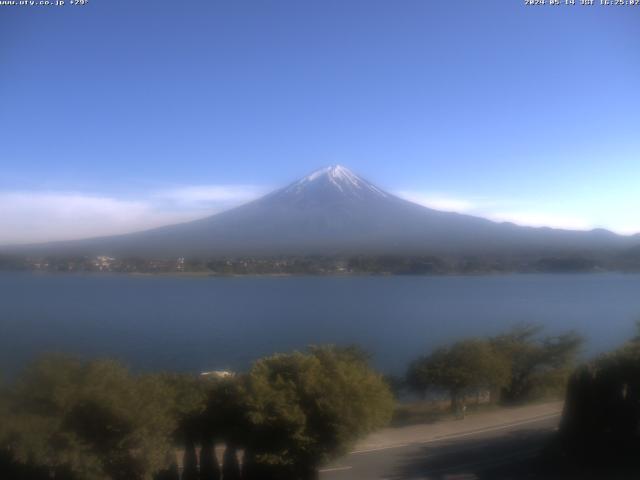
left=392, top=399, right=495, bottom=427
left=392, top=395, right=564, bottom=428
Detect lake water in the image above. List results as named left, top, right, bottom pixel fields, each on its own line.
left=1, top=272, right=640, bottom=377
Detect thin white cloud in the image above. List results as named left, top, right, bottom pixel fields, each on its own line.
left=157, top=185, right=269, bottom=209
left=0, top=185, right=267, bottom=245
left=611, top=224, right=640, bottom=236
left=395, top=190, right=477, bottom=213
left=395, top=190, right=639, bottom=234
left=487, top=211, right=593, bottom=231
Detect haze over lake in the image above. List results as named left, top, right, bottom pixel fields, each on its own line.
left=2, top=272, right=639, bottom=377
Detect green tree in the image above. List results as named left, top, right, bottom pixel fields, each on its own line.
left=222, top=444, right=241, bottom=480
left=491, top=325, right=583, bottom=403
left=181, top=438, right=198, bottom=480
left=558, top=332, right=640, bottom=473
left=156, top=373, right=208, bottom=441
left=153, top=459, right=179, bottom=480
left=0, top=355, right=177, bottom=480
left=406, top=339, right=511, bottom=409
left=155, top=373, right=210, bottom=480
left=200, top=376, right=252, bottom=478
left=202, top=376, right=248, bottom=444
left=199, top=436, right=220, bottom=480
left=242, top=345, right=394, bottom=479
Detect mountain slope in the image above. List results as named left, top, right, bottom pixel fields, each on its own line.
left=8, top=165, right=638, bottom=258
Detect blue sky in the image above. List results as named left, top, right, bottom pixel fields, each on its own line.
left=1, top=0, right=639, bottom=244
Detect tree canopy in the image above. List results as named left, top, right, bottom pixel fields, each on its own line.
left=0, top=346, right=395, bottom=480
left=241, top=345, right=394, bottom=478
left=0, top=355, right=178, bottom=480
left=490, top=325, right=583, bottom=403
left=555, top=325, right=640, bottom=475
left=406, top=338, right=510, bottom=408
left=406, top=326, right=583, bottom=407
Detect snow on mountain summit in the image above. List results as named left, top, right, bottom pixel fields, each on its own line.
left=281, top=165, right=388, bottom=199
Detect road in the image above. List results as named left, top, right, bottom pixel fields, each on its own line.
left=320, top=402, right=562, bottom=480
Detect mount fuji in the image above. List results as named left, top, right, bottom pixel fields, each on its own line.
left=10, top=165, right=637, bottom=258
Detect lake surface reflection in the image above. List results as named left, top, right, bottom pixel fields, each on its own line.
left=1, top=272, right=639, bottom=376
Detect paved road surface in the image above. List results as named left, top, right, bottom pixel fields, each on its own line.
left=320, top=402, right=562, bottom=480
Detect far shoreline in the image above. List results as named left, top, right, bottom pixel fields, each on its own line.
left=2, top=269, right=638, bottom=279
